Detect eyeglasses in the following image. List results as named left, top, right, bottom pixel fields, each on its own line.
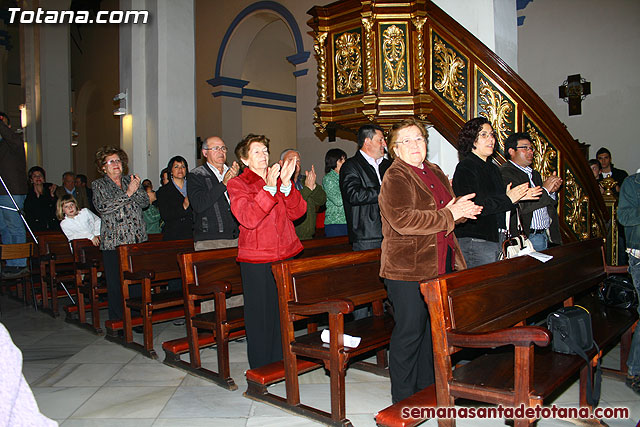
left=105, top=159, right=122, bottom=165
left=396, top=136, right=426, bottom=147
left=478, top=131, right=495, bottom=139
left=515, top=146, right=535, bottom=152
left=204, top=146, right=228, bottom=152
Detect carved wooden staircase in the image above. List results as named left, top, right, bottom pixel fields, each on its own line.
left=308, top=0, right=607, bottom=243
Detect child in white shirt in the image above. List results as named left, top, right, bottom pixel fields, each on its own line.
left=57, top=195, right=101, bottom=246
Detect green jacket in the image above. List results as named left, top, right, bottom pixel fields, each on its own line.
left=294, top=175, right=326, bottom=240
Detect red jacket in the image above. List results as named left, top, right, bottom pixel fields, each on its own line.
left=227, top=169, right=306, bottom=263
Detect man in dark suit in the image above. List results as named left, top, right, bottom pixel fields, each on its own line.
left=501, top=132, right=563, bottom=251
left=339, top=123, right=392, bottom=251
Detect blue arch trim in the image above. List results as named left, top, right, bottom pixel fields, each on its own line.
left=215, top=1, right=309, bottom=79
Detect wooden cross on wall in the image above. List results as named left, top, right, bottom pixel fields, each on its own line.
left=559, top=74, right=591, bottom=116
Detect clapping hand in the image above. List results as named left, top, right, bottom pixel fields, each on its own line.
left=543, top=171, right=563, bottom=193
left=280, top=157, right=296, bottom=184
left=304, top=165, right=317, bottom=191
left=223, top=161, right=240, bottom=185
left=266, top=163, right=281, bottom=187
left=446, top=193, right=483, bottom=221
left=126, top=174, right=141, bottom=197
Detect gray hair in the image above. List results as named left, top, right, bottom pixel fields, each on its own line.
left=280, top=148, right=300, bottom=161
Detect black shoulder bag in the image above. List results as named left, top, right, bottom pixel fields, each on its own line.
left=547, top=305, right=601, bottom=407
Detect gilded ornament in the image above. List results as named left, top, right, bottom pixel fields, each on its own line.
left=433, top=37, right=466, bottom=115
left=478, top=78, right=513, bottom=151
left=412, top=17, right=427, bottom=93
left=525, top=122, right=557, bottom=179
left=362, top=18, right=376, bottom=94
left=382, top=25, right=406, bottom=90
left=564, top=168, right=589, bottom=240
left=334, top=32, right=363, bottom=95
left=591, top=212, right=602, bottom=238
left=314, top=32, right=329, bottom=103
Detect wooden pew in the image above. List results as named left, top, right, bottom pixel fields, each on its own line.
left=36, top=232, right=77, bottom=316
left=62, top=235, right=164, bottom=329
left=375, top=239, right=637, bottom=427
left=63, top=239, right=108, bottom=334
left=162, top=235, right=352, bottom=390
left=105, top=238, right=195, bottom=358
left=245, top=248, right=392, bottom=427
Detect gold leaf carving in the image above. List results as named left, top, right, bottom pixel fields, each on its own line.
left=314, top=32, right=328, bottom=103
left=591, top=212, right=602, bottom=238
left=362, top=18, right=376, bottom=95
left=478, top=78, right=513, bottom=151
left=382, top=25, right=406, bottom=90
left=433, top=37, right=465, bottom=114
left=412, top=17, right=427, bottom=93
left=564, top=168, right=590, bottom=240
left=525, top=122, right=557, bottom=180
left=335, top=32, right=363, bottom=95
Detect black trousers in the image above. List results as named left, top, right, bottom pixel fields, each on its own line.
left=102, top=249, right=140, bottom=321
left=385, top=278, right=434, bottom=403
left=240, top=262, right=283, bottom=369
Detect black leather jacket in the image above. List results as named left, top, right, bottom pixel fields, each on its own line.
left=339, top=151, right=391, bottom=245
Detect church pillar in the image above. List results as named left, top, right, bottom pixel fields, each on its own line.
left=120, top=0, right=195, bottom=183
left=19, top=0, right=72, bottom=178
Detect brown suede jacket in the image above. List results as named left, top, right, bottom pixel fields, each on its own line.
left=379, top=158, right=466, bottom=282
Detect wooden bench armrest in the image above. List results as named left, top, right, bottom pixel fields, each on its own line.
left=605, top=264, right=628, bottom=274
left=188, top=280, right=231, bottom=296
left=289, top=298, right=354, bottom=316
left=124, top=269, right=155, bottom=281
left=448, top=326, right=551, bottom=348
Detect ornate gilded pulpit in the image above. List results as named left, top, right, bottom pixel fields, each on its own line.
left=307, top=0, right=608, bottom=243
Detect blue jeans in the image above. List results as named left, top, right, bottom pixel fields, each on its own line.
left=528, top=231, right=549, bottom=252
left=626, top=254, right=640, bottom=376
left=0, top=194, right=27, bottom=267
left=324, top=224, right=348, bottom=237
left=457, top=237, right=500, bottom=268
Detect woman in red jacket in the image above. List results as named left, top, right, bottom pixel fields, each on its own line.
left=227, top=134, right=306, bottom=369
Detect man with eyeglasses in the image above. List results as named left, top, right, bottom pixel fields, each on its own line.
left=187, top=136, right=240, bottom=250
left=501, top=132, right=563, bottom=251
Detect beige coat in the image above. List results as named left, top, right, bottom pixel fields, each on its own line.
left=379, top=158, right=466, bottom=282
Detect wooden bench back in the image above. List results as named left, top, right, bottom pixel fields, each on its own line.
left=118, top=239, right=194, bottom=281
left=179, top=247, right=241, bottom=295
left=37, top=232, right=74, bottom=264
left=178, top=236, right=352, bottom=298
left=423, top=238, right=606, bottom=336
left=273, top=249, right=383, bottom=314
left=71, top=239, right=102, bottom=267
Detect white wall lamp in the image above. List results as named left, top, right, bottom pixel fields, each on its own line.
left=113, top=90, right=128, bottom=116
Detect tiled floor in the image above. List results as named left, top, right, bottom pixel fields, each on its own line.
left=1, top=295, right=639, bottom=426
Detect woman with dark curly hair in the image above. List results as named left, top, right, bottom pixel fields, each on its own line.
left=24, top=166, right=59, bottom=232
left=156, top=156, right=193, bottom=241
left=92, top=146, right=149, bottom=320
left=452, top=117, right=541, bottom=267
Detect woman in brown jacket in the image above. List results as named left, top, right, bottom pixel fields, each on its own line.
left=379, top=118, right=482, bottom=403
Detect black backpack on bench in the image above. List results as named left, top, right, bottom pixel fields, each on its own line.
left=547, top=305, right=601, bottom=407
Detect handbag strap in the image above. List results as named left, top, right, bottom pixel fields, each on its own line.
left=557, top=330, right=602, bottom=407
left=505, top=206, right=526, bottom=238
